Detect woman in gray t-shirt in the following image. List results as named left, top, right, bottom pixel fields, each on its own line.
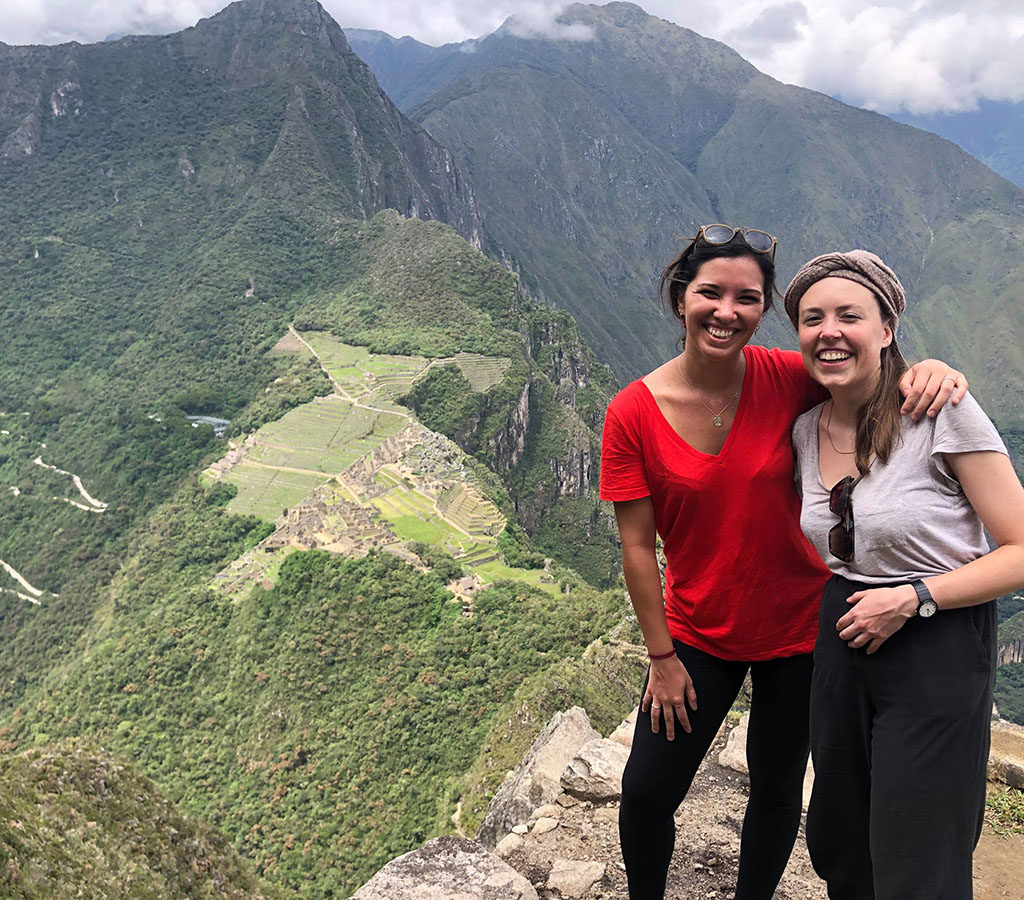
left=783, top=250, right=1024, bottom=900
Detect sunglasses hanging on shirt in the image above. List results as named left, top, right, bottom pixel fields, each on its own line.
left=828, top=474, right=863, bottom=563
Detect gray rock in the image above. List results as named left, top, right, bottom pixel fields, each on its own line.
left=351, top=836, right=538, bottom=900
left=717, top=713, right=748, bottom=774
left=560, top=738, right=630, bottom=801
left=608, top=708, right=637, bottom=748
left=494, top=833, right=525, bottom=858
left=546, top=859, right=606, bottom=898
left=477, top=707, right=600, bottom=848
left=989, top=718, right=1024, bottom=789
left=533, top=816, right=559, bottom=834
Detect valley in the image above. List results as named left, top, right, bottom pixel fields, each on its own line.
left=1, top=1, right=1022, bottom=897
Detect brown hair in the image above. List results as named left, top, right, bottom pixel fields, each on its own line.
left=853, top=315, right=907, bottom=474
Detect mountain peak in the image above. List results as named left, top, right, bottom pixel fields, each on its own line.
left=569, top=1, right=652, bottom=25
left=192, top=0, right=348, bottom=54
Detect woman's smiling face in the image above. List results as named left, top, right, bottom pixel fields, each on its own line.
left=797, top=277, right=893, bottom=393
left=679, top=255, right=766, bottom=358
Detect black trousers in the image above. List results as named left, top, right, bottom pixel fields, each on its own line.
left=807, top=575, right=996, bottom=900
left=618, top=640, right=814, bottom=900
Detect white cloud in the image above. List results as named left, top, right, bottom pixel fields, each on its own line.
left=669, top=0, right=1024, bottom=114
left=0, top=1, right=217, bottom=45
left=503, top=7, right=595, bottom=42
left=1, top=1, right=1021, bottom=114
left=725, top=2, right=808, bottom=47
left=336, top=0, right=593, bottom=45
left=336, top=0, right=504, bottom=46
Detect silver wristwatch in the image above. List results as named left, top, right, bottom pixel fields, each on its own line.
left=911, top=580, right=938, bottom=618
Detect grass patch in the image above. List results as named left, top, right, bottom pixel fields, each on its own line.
left=987, top=785, right=1024, bottom=834
left=388, top=515, right=452, bottom=544
left=475, top=559, right=561, bottom=596
left=220, top=391, right=408, bottom=521
left=301, top=332, right=429, bottom=396
left=224, top=465, right=324, bottom=521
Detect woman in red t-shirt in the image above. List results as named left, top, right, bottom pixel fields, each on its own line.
left=600, top=225, right=965, bottom=900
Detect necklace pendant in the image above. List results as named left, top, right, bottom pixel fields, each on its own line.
left=713, top=415, right=723, bottom=427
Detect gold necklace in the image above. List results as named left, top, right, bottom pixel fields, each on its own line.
left=675, top=356, right=739, bottom=428
left=825, top=400, right=856, bottom=454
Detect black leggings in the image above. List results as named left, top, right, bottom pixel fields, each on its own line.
left=619, top=641, right=813, bottom=900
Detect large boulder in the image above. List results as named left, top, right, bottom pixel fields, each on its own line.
left=351, top=836, right=537, bottom=900
left=477, top=707, right=600, bottom=848
left=717, top=712, right=749, bottom=774
left=989, top=718, right=1024, bottom=790
left=608, top=708, right=637, bottom=748
left=560, top=738, right=630, bottom=801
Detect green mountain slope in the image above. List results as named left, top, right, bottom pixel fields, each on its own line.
left=0, top=476, right=629, bottom=896
left=893, top=100, right=1024, bottom=191
left=347, top=1, right=1024, bottom=430
left=0, top=741, right=277, bottom=900
left=0, top=2, right=630, bottom=895
left=0, top=0, right=616, bottom=640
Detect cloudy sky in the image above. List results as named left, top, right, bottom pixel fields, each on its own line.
left=1, top=0, right=1021, bottom=115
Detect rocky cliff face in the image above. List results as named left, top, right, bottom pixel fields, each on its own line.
left=471, top=287, right=614, bottom=545
left=489, top=380, right=533, bottom=475
left=999, top=639, right=1024, bottom=666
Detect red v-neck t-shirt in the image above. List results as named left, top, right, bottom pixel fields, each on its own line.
left=600, top=345, right=830, bottom=660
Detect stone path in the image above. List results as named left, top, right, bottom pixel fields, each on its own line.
left=33, top=456, right=108, bottom=511
left=0, top=557, right=45, bottom=605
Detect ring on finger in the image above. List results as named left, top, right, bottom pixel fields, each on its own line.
left=941, top=375, right=957, bottom=384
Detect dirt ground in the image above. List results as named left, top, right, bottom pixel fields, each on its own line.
left=974, top=826, right=1024, bottom=899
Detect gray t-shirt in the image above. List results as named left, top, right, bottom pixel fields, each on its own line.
left=792, top=392, right=1008, bottom=583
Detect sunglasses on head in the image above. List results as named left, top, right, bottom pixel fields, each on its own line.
left=695, top=223, right=777, bottom=260
left=828, top=474, right=862, bottom=563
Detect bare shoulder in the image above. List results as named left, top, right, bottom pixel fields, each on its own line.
left=641, top=359, right=679, bottom=399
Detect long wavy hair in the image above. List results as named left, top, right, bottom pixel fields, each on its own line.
left=853, top=315, right=907, bottom=475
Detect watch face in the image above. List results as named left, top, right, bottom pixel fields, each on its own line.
left=919, top=599, right=938, bottom=618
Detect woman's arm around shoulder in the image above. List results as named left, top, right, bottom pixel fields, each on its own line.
left=898, top=359, right=969, bottom=420
left=773, top=349, right=967, bottom=418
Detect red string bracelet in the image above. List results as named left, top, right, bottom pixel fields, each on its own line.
left=648, top=648, right=676, bottom=660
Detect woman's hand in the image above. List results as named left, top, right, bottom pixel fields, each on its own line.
left=837, top=585, right=919, bottom=654
left=899, top=360, right=968, bottom=421
left=641, top=654, right=698, bottom=740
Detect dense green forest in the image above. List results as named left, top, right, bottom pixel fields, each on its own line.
left=0, top=6, right=629, bottom=892
left=0, top=202, right=627, bottom=894
left=1, top=476, right=631, bottom=895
